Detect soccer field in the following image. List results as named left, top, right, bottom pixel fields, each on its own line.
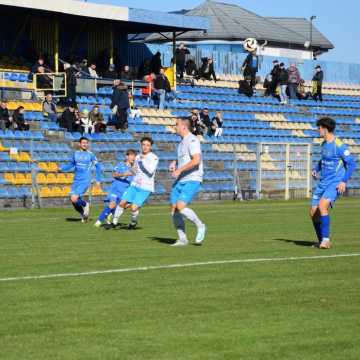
left=0, top=199, right=359, bottom=360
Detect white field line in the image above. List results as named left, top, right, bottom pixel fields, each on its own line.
left=0, top=253, right=359, bottom=283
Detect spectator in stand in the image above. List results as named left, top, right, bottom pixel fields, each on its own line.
left=63, top=63, right=78, bottom=105
left=312, top=65, right=324, bottom=102
left=278, top=63, right=289, bottom=104
left=287, top=63, right=301, bottom=100
left=36, top=66, right=53, bottom=90
left=138, top=58, right=152, bottom=79
left=153, top=67, right=171, bottom=110
left=103, top=64, right=118, bottom=79
left=110, top=81, right=129, bottom=130
left=200, top=108, right=212, bottom=135
left=297, top=79, right=311, bottom=100
left=86, top=62, right=99, bottom=79
left=185, top=57, right=197, bottom=77
left=198, top=58, right=217, bottom=82
left=120, top=65, right=134, bottom=81
left=59, top=103, right=77, bottom=132
left=0, top=101, right=11, bottom=130
left=141, top=73, right=155, bottom=98
left=42, top=93, right=58, bottom=122
left=241, top=51, right=258, bottom=88
left=150, top=51, right=162, bottom=75
left=211, top=111, right=223, bottom=137
left=80, top=59, right=88, bottom=73
left=263, top=74, right=272, bottom=97
left=29, top=57, right=49, bottom=81
left=80, top=109, right=93, bottom=134
left=89, top=105, right=106, bottom=133
left=190, top=113, right=206, bottom=137
left=270, top=60, right=281, bottom=97
left=12, top=106, right=29, bottom=131
left=175, top=43, right=190, bottom=79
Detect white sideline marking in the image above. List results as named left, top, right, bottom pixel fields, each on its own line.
left=0, top=253, right=359, bottom=283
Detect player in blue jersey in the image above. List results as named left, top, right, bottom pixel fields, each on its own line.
left=60, top=137, right=102, bottom=223
left=310, top=117, right=356, bottom=249
left=94, top=149, right=137, bottom=228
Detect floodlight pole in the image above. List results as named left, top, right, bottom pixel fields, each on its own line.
left=309, top=15, right=317, bottom=60
left=172, top=32, right=177, bottom=91
left=54, top=17, right=59, bottom=73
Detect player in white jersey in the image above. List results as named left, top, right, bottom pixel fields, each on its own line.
left=169, top=118, right=206, bottom=246
left=113, top=136, right=159, bottom=229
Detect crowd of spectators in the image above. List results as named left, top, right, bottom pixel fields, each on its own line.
left=189, top=108, right=223, bottom=138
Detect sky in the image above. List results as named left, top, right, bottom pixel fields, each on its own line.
left=91, top=0, right=360, bottom=64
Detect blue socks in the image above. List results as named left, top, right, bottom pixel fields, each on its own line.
left=320, top=215, right=330, bottom=240
left=312, top=221, right=322, bottom=242
left=72, top=198, right=86, bottom=215
left=98, top=206, right=113, bottom=222
left=76, top=198, right=86, bottom=208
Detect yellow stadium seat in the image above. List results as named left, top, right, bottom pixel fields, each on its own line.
left=61, top=186, right=71, bottom=196
left=37, top=162, right=48, bottom=172
left=17, top=152, right=31, bottom=162
left=47, top=173, right=58, bottom=184
left=4, top=173, right=15, bottom=184
left=51, top=187, right=63, bottom=197
left=39, top=187, right=52, bottom=198
left=0, top=142, right=7, bottom=151
left=57, top=173, right=68, bottom=184
left=14, top=173, right=27, bottom=185
left=36, top=173, right=47, bottom=184
left=47, top=162, right=58, bottom=172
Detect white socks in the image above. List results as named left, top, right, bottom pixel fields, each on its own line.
left=113, top=206, right=124, bottom=225
left=131, top=209, right=139, bottom=223
left=173, top=211, right=187, bottom=242
left=180, top=207, right=203, bottom=228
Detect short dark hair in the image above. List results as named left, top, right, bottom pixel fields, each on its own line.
left=178, top=117, right=192, bottom=131
left=126, top=149, right=137, bottom=156
left=140, top=136, right=153, bottom=145
left=79, top=136, right=89, bottom=143
left=316, top=117, right=336, bottom=133
left=280, top=62, right=285, bottom=67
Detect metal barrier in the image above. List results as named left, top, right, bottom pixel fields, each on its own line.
left=33, top=72, right=66, bottom=98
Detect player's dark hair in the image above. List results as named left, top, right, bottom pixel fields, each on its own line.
left=126, top=149, right=137, bottom=156
left=79, top=136, right=89, bottom=143
left=140, top=136, right=153, bottom=145
left=316, top=117, right=336, bottom=133
left=179, top=117, right=192, bottom=131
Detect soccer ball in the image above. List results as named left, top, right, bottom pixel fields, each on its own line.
left=243, top=38, right=258, bottom=52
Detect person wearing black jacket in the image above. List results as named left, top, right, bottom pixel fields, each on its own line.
left=312, top=65, right=324, bottom=102
left=198, top=58, right=217, bottom=82
left=153, top=68, right=171, bottom=110
left=241, top=51, right=258, bottom=88
left=270, top=60, right=280, bottom=97
left=63, top=63, right=78, bottom=104
left=175, top=43, right=190, bottom=79
left=120, top=65, right=134, bottom=81
left=150, top=52, right=162, bottom=75
left=59, top=103, right=77, bottom=132
left=103, top=64, right=118, bottom=80
left=278, top=63, right=289, bottom=104
left=12, top=106, right=29, bottom=131
left=0, top=101, right=10, bottom=130
left=238, top=77, right=254, bottom=97
left=110, top=82, right=130, bottom=130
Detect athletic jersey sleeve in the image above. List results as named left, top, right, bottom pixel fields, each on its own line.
left=188, top=137, right=201, bottom=156
left=92, top=153, right=102, bottom=182
left=313, top=160, right=322, bottom=173
left=338, top=144, right=356, bottom=183
left=60, top=153, right=76, bottom=172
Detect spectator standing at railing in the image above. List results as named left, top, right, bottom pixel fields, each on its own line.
left=278, top=63, right=289, bottom=105
left=36, top=66, right=53, bottom=90
left=12, top=106, right=29, bottom=131
left=153, top=67, right=171, bottom=110
left=42, top=93, right=58, bottom=122
left=59, top=103, right=77, bottom=132
left=211, top=111, right=223, bottom=137
left=176, top=43, right=190, bottom=79
left=138, top=58, right=152, bottom=79
left=86, top=62, right=99, bottom=79
left=0, top=101, right=11, bottom=130
left=312, top=65, right=324, bottom=102
left=63, top=63, right=78, bottom=105
left=151, top=52, right=162, bottom=75
left=28, top=57, right=50, bottom=81
left=120, top=65, right=135, bottom=81
left=110, top=82, right=129, bottom=131
left=89, top=105, right=107, bottom=133
left=103, top=64, right=118, bottom=80
left=287, top=63, right=301, bottom=100
left=270, top=60, right=281, bottom=97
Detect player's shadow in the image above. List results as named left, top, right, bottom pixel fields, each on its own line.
left=65, top=218, right=83, bottom=222
left=149, top=236, right=177, bottom=245
left=274, top=238, right=317, bottom=247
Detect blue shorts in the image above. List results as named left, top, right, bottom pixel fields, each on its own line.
left=170, top=181, right=201, bottom=205
left=311, top=181, right=339, bottom=207
left=106, top=191, right=126, bottom=205
left=70, top=180, right=91, bottom=197
left=121, top=185, right=151, bottom=207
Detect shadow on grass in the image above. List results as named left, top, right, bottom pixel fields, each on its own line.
left=274, top=238, right=318, bottom=247
left=65, top=218, right=83, bottom=222
left=149, top=236, right=177, bottom=245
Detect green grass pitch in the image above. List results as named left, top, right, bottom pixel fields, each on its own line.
left=0, top=199, right=359, bottom=359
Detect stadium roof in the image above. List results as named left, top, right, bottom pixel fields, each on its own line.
left=146, top=0, right=333, bottom=51
left=0, top=0, right=209, bottom=33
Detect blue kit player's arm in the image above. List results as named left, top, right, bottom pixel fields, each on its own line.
left=60, top=153, right=76, bottom=172
left=313, top=160, right=322, bottom=173
left=92, top=153, right=103, bottom=182
left=339, top=144, right=356, bottom=183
